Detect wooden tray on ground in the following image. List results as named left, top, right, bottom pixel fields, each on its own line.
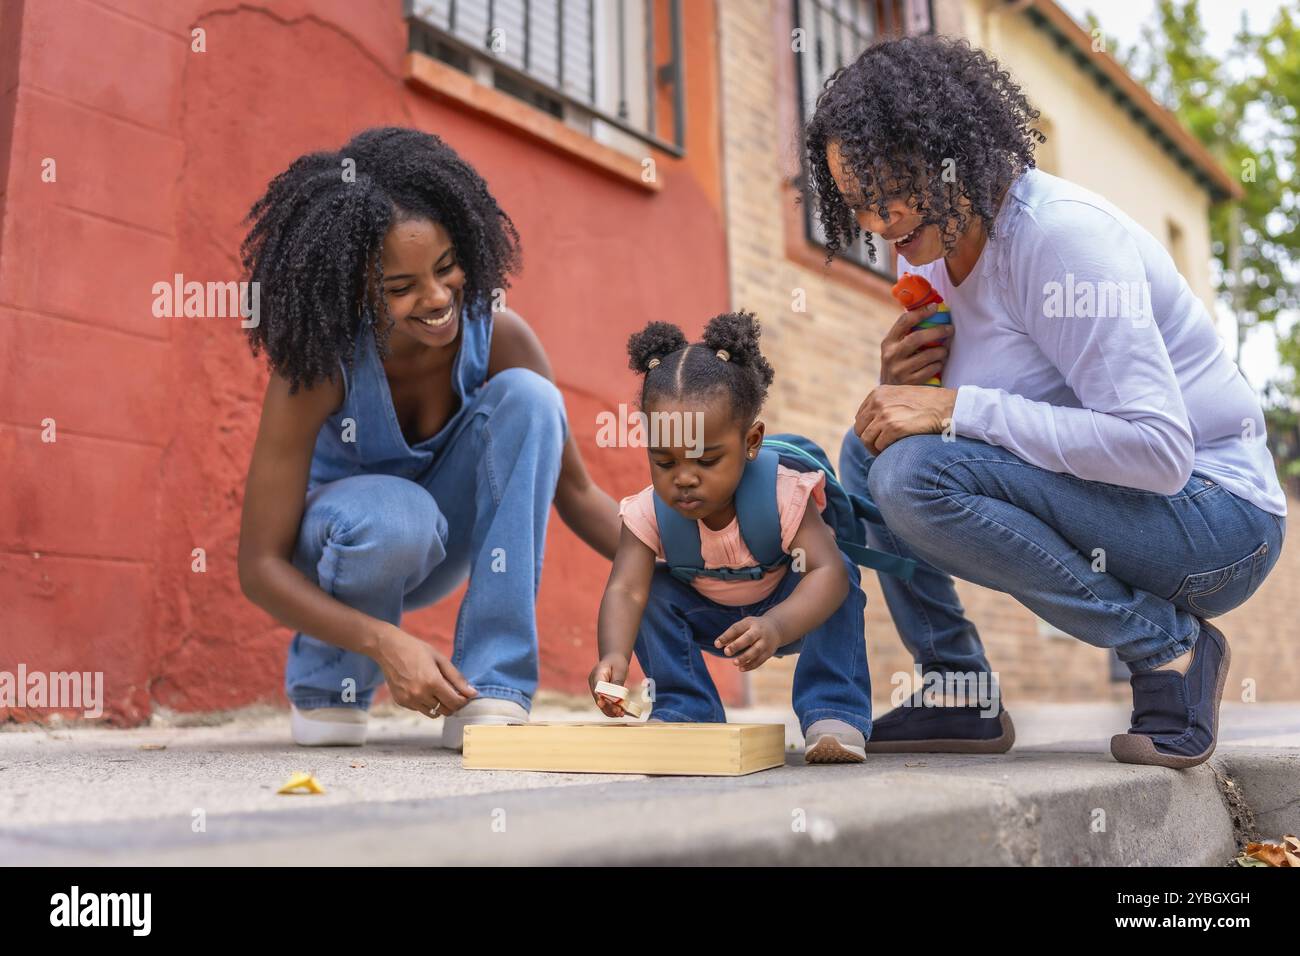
left=461, top=722, right=787, bottom=776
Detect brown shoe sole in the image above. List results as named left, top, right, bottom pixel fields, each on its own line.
left=804, top=735, right=867, bottom=763
left=860, top=709, right=1016, bottom=754
left=1110, top=621, right=1230, bottom=770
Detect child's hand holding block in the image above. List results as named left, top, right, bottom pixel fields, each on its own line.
left=594, top=679, right=652, bottom=721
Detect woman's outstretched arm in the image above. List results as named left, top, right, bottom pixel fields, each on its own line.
left=488, top=308, right=622, bottom=559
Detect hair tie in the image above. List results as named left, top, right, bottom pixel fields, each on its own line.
left=716, top=349, right=730, bottom=362
left=647, top=357, right=661, bottom=369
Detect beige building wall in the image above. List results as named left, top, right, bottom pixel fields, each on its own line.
left=716, top=0, right=1298, bottom=710
left=961, top=0, right=1217, bottom=310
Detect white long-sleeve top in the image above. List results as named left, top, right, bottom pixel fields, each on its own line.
left=905, top=167, right=1286, bottom=516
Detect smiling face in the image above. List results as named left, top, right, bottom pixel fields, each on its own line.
left=647, top=395, right=764, bottom=531
left=825, top=140, right=946, bottom=266
left=377, top=215, right=466, bottom=353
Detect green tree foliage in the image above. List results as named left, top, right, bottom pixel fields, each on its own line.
left=1096, top=1, right=1298, bottom=399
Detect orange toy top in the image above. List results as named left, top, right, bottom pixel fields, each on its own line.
left=891, top=272, right=945, bottom=310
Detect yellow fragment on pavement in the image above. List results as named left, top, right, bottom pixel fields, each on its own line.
left=277, top=772, right=325, bottom=795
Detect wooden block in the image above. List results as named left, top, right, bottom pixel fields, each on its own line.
left=594, top=679, right=651, bottom=719
left=623, top=681, right=652, bottom=719
left=462, top=722, right=787, bottom=776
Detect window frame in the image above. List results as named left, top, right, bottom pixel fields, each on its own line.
left=789, top=0, right=935, bottom=281
left=404, top=0, right=686, bottom=158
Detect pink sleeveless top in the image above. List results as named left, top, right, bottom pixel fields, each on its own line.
left=618, top=465, right=827, bottom=606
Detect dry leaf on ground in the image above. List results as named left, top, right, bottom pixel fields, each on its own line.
left=1236, top=835, right=1299, bottom=867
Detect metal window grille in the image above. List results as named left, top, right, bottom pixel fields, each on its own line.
left=406, top=0, right=685, bottom=156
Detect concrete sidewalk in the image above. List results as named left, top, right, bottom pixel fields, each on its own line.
left=2, top=698, right=1297, bottom=865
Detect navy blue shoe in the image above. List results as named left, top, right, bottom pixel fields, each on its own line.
left=1111, top=620, right=1230, bottom=769
left=862, top=680, right=1015, bottom=754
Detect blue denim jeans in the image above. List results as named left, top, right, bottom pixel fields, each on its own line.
left=839, top=430, right=1286, bottom=675
left=634, top=552, right=873, bottom=737
left=284, top=368, right=567, bottom=711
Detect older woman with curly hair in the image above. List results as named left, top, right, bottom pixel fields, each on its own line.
left=807, top=36, right=1286, bottom=768
left=237, top=128, right=620, bottom=748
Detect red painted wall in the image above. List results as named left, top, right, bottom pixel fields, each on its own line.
left=0, top=0, right=737, bottom=723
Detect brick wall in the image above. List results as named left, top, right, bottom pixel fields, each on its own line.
left=717, top=0, right=1299, bottom=711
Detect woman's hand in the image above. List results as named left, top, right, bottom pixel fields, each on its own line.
left=715, top=616, right=785, bottom=672
left=374, top=624, right=478, bottom=717
left=881, top=302, right=949, bottom=386
left=855, top=385, right=958, bottom=455
left=589, top=654, right=631, bottom=717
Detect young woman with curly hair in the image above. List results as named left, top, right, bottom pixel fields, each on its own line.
left=807, top=36, right=1286, bottom=768
left=237, top=127, right=619, bottom=748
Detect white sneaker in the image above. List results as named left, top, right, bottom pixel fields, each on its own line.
left=803, top=719, right=867, bottom=763
left=290, top=705, right=368, bottom=746
left=441, top=698, right=528, bottom=751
